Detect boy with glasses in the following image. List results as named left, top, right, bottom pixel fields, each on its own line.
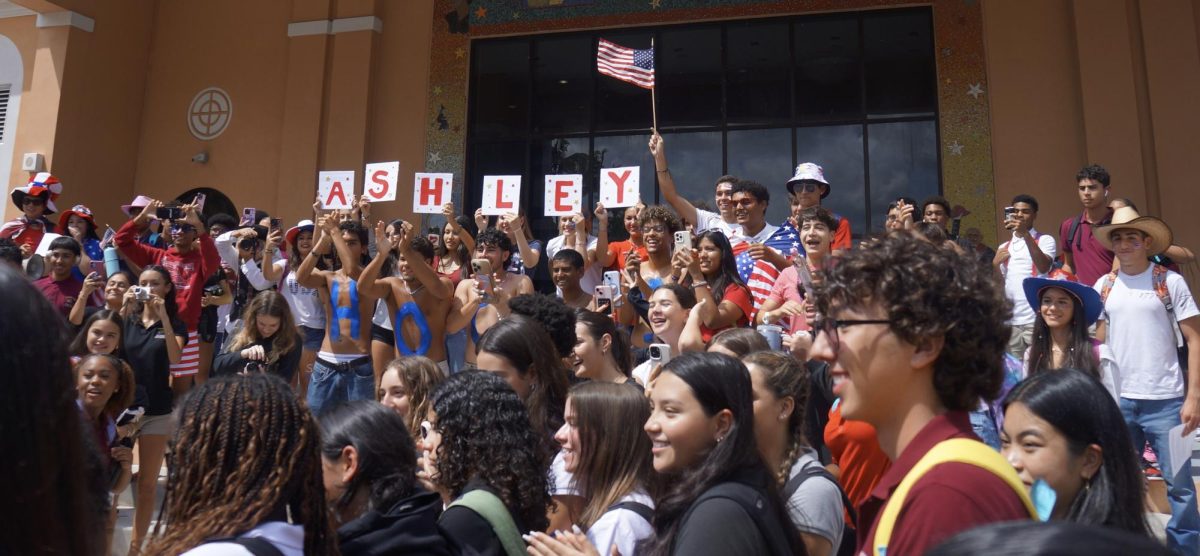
left=809, top=232, right=1033, bottom=554
left=786, top=163, right=852, bottom=252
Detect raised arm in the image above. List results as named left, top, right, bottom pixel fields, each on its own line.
left=443, top=202, right=476, bottom=253
left=114, top=200, right=166, bottom=268
left=502, top=213, right=539, bottom=270
left=357, top=220, right=394, bottom=300
left=397, top=221, right=452, bottom=300
left=261, top=227, right=286, bottom=284
left=649, top=133, right=700, bottom=227
left=594, top=203, right=614, bottom=268
left=296, top=217, right=332, bottom=289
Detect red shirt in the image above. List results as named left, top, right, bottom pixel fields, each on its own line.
left=832, top=215, right=853, bottom=251
left=115, top=220, right=220, bottom=330
left=824, top=404, right=890, bottom=507
left=606, top=239, right=648, bottom=272
left=0, top=217, right=50, bottom=252
left=34, top=274, right=89, bottom=318
left=1059, top=209, right=1114, bottom=287
left=858, top=411, right=1030, bottom=555
left=700, top=283, right=753, bottom=343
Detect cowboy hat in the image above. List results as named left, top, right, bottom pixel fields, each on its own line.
left=121, top=195, right=156, bottom=218
left=1023, top=276, right=1103, bottom=327
left=285, top=220, right=315, bottom=248
left=1094, top=206, right=1172, bottom=257
left=786, top=163, right=831, bottom=199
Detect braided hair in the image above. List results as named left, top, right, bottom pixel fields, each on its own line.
left=743, top=351, right=810, bottom=486
left=146, top=373, right=336, bottom=554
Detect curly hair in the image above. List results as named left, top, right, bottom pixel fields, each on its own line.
left=637, top=205, right=683, bottom=235
left=508, top=293, right=578, bottom=358
left=431, top=371, right=552, bottom=532
left=73, top=353, right=137, bottom=418
left=146, top=373, right=336, bottom=554
left=319, top=401, right=417, bottom=516
left=1076, top=164, right=1110, bottom=187
left=380, top=355, right=446, bottom=440
left=797, top=206, right=837, bottom=232
left=813, top=231, right=1012, bottom=411
left=475, top=228, right=514, bottom=267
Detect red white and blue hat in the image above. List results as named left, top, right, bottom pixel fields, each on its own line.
left=57, top=204, right=95, bottom=232
left=11, top=172, right=63, bottom=214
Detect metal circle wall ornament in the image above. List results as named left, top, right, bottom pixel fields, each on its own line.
left=187, top=87, right=232, bottom=140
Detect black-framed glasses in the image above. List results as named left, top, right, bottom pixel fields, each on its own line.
left=813, top=317, right=894, bottom=353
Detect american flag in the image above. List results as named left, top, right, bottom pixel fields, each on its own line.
left=735, top=222, right=803, bottom=318
left=597, top=39, right=655, bottom=89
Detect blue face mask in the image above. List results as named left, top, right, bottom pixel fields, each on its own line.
left=1031, top=479, right=1057, bottom=521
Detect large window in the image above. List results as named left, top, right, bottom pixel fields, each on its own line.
left=466, top=7, right=940, bottom=254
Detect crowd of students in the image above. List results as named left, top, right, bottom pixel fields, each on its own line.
left=1, top=138, right=1197, bottom=556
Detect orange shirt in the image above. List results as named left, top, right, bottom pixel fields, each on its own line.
left=824, top=403, right=891, bottom=507
left=606, top=239, right=648, bottom=272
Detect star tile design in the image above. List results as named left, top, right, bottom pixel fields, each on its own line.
left=948, top=141, right=964, bottom=156
left=967, top=83, right=985, bottom=99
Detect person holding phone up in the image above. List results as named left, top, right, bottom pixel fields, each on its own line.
left=35, top=236, right=100, bottom=318
left=994, top=194, right=1057, bottom=359
left=448, top=228, right=535, bottom=367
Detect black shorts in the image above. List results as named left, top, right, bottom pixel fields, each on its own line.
left=371, top=323, right=395, bottom=346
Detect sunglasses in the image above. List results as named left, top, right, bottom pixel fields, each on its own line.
left=22, top=197, right=45, bottom=206
left=419, top=420, right=433, bottom=440
left=794, top=182, right=823, bottom=193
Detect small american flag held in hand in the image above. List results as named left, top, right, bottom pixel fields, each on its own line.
left=597, top=39, right=655, bottom=89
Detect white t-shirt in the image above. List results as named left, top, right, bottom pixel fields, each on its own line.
left=1095, top=266, right=1199, bottom=399
left=694, top=208, right=740, bottom=237
left=547, top=234, right=602, bottom=292
left=551, top=450, right=578, bottom=496
left=785, top=448, right=845, bottom=549
left=372, top=298, right=393, bottom=330
left=180, top=521, right=304, bottom=556
left=632, top=359, right=654, bottom=386
left=999, top=230, right=1058, bottom=325
left=282, top=268, right=325, bottom=329
left=587, top=490, right=655, bottom=556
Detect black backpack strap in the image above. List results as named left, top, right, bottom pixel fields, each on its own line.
left=608, top=501, right=654, bottom=524
left=781, top=465, right=858, bottom=526
left=694, top=482, right=795, bottom=556
left=202, top=536, right=285, bottom=556
left=1066, top=215, right=1083, bottom=252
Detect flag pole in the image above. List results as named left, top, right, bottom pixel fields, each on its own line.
left=650, top=37, right=658, bottom=134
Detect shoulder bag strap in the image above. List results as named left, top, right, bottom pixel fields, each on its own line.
left=447, top=489, right=527, bottom=556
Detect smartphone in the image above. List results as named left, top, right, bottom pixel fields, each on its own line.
left=270, top=217, right=282, bottom=232
left=241, top=207, right=257, bottom=227
left=115, top=407, right=144, bottom=427
left=673, top=230, right=692, bottom=254
left=155, top=206, right=184, bottom=221
left=428, top=227, right=441, bottom=248
left=648, top=343, right=672, bottom=366
left=193, top=192, right=207, bottom=212
left=88, top=260, right=106, bottom=280
left=471, top=258, right=492, bottom=278
left=565, top=219, right=576, bottom=233
left=594, top=284, right=615, bottom=304
left=1003, top=206, right=1017, bottom=219
left=602, top=271, right=621, bottom=291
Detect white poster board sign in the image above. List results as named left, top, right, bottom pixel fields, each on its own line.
left=363, top=161, right=399, bottom=202
left=481, top=175, right=521, bottom=216
left=544, top=174, right=582, bottom=217
left=412, top=173, right=454, bottom=214
left=318, top=171, right=355, bottom=209
left=599, top=167, right=640, bottom=208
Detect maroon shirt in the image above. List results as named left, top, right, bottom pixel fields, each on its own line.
left=1059, top=209, right=1114, bottom=288
left=34, top=274, right=89, bottom=318
left=857, top=411, right=1031, bottom=555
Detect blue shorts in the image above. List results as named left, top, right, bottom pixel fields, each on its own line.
left=307, top=355, right=374, bottom=417
left=300, top=326, right=325, bottom=351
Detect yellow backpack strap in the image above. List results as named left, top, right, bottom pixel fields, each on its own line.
left=873, top=438, right=1036, bottom=556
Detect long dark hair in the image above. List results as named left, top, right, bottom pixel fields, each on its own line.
left=1027, top=286, right=1099, bottom=379
left=1002, top=369, right=1150, bottom=537
left=148, top=373, right=336, bottom=554
left=431, top=371, right=552, bottom=532
left=437, top=215, right=473, bottom=266
left=319, top=401, right=417, bottom=515
left=644, top=352, right=798, bottom=556
left=694, top=230, right=748, bottom=305
left=575, top=308, right=633, bottom=377
left=0, top=266, right=107, bottom=554
left=570, top=382, right=656, bottom=528
left=138, top=264, right=181, bottom=322
left=476, top=315, right=568, bottom=448
left=70, top=309, right=125, bottom=357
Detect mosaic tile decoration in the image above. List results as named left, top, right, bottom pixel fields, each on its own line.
left=425, top=0, right=998, bottom=243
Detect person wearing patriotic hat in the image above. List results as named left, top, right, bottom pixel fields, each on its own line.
left=1093, top=206, right=1200, bottom=555
left=786, top=163, right=852, bottom=252
left=1020, top=275, right=1118, bottom=400
left=58, top=204, right=103, bottom=269
left=0, top=172, right=63, bottom=255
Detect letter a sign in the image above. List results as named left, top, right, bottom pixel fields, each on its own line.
left=412, top=173, right=453, bottom=214
left=599, top=167, right=640, bottom=208
left=364, top=162, right=399, bottom=202
left=482, top=175, right=521, bottom=216
left=544, top=175, right=582, bottom=217
left=318, top=171, right=355, bottom=209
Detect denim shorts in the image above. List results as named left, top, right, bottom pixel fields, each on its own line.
left=300, top=326, right=325, bottom=351
left=306, top=355, right=375, bottom=417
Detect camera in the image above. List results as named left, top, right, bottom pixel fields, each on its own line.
left=156, top=206, right=184, bottom=221
left=131, top=286, right=151, bottom=301
left=203, top=284, right=224, bottom=297
left=243, top=361, right=266, bottom=374
left=238, top=238, right=258, bottom=251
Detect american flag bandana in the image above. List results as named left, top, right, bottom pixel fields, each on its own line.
left=734, top=221, right=803, bottom=317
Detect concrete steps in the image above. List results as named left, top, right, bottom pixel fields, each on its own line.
left=110, top=463, right=168, bottom=556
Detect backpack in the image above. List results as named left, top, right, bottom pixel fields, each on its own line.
left=873, top=438, right=1036, bottom=556
left=446, top=489, right=526, bottom=556
left=1098, top=264, right=1189, bottom=370
left=607, top=500, right=654, bottom=525
left=684, top=481, right=796, bottom=556
left=780, top=465, right=857, bottom=556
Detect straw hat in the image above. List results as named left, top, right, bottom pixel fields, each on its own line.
left=1094, top=206, right=1172, bottom=256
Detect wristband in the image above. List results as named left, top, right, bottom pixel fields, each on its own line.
left=656, top=169, right=670, bottom=173
left=692, top=280, right=709, bottom=288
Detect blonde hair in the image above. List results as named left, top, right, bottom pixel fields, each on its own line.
left=379, top=356, right=446, bottom=440
left=226, top=290, right=299, bottom=365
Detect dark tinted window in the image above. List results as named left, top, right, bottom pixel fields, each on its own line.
left=658, top=27, right=722, bottom=127
left=472, top=41, right=529, bottom=140
left=727, top=21, right=792, bottom=124
left=532, top=36, right=593, bottom=134
left=794, top=14, right=861, bottom=122
left=863, top=10, right=936, bottom=117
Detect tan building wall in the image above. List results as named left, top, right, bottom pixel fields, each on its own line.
left=984, top=0, right=1200, bottom=264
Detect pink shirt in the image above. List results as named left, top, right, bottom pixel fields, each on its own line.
left=766, top=266, right=811, bottom=333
